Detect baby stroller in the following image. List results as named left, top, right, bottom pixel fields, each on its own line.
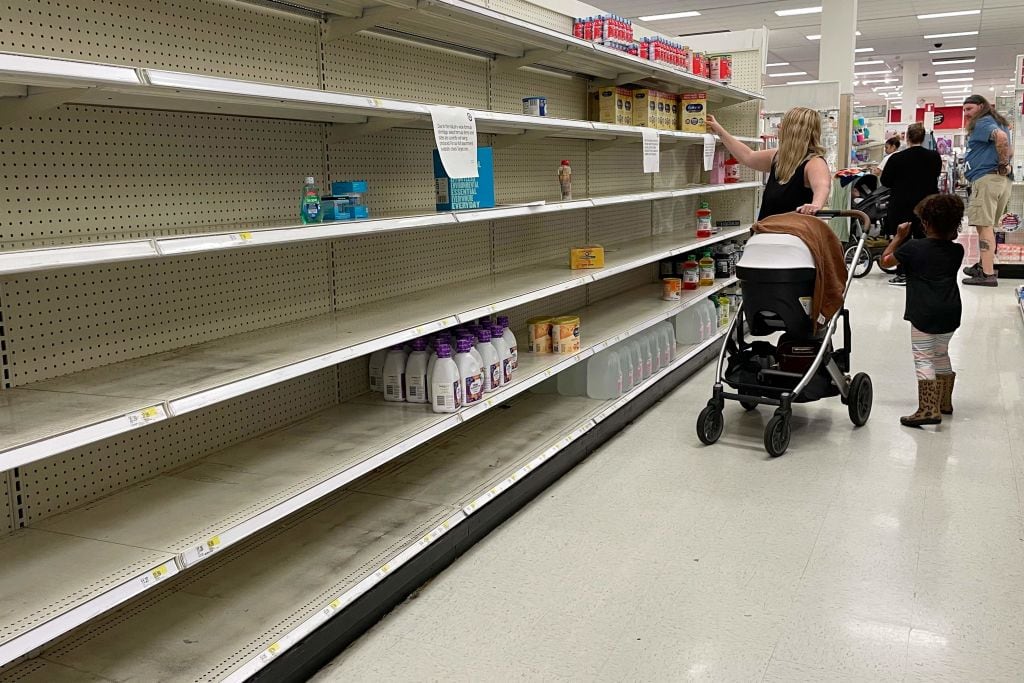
left=845, top=180, right=896, bottom=278
left=696, top=209, right=873, bottom=457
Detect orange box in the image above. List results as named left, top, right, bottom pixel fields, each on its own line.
left=570, top=245, right=606, bottom=270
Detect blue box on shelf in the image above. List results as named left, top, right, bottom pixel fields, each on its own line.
left=433, top=147, right=495, bottom=212
left=331, top=180, right=368, bottom=195
left=322, top=198, right=370, bottom=221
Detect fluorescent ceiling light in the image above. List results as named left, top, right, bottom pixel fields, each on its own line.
left=924, top=31, right=978, bottom=38
left=873, top=86, right=900, bottom=90
left=855, top=70, right=891, bottom=75
left=768, top=71, right=807, bottom=77
left=861, top=78, right=896, bottom=84
left=638, top=11, right=701, bottom=20
left=855, top=59, right=883, bottom=65
left=932, top=58, right=976, bottom=65
left=938, top=77, right=973, bottom=82
left=775, top=6, right=821, bottom=16
left=807, top=31, right=860, bottom=40
left=765, top=62, right=790, bottom=67
left=929, top=46, right=976, bottom=54
left=917, top=10, right=980, bottom=19
left=786, top=80, right=819, bottom=84
left=935, top=69, right=975, bottom=75
left=855, top=47, right=874, bottom=53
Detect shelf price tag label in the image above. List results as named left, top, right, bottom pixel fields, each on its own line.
left=126, top=404, right=168, bottom=428
left=642, top=129, right=660, bottom=174
left=138, top=563, right=171, bottom=588
left=429, top=106, right=478, bottom=178
left=229, top=232, right=253, bottom=243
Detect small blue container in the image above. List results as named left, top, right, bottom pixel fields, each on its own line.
left=331, top=180, right=368, bottom=195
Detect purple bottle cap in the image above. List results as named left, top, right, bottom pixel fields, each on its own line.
left=456, top=338, right=473, bottom=353
left=497, top=315, right=510, bottom=327
left=491, top=324, right=504, bottom=338
left=477, top=317, right=492, bottom=328
left=411, top=338, right=427, bottom=351
left=477, top=328, right=492, bottom=342
left=435, top=343, right=452, bottom=358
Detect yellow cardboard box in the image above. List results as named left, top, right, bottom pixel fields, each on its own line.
left=591, top=87, right=633, bottom=125
left=631, top=89, right=657, bottom=128
left=679, top=92, right=708, bottom=132
left=570, top=245, right=606, bottom=270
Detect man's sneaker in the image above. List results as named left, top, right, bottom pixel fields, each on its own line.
left=888, top=275, right=907, bottom=286
left=962, top=262, right=983, bottom=278
left=962, top=272, right=998, bottom=287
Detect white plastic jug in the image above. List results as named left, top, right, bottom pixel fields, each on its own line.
left=674, top=306, right=703, bottom=345
left=430, top=344, right=462, bottom=414
left=586, top=348, right=622, bottom=400
left=627, top=339, right=648, bottom=383
left=615, top=342, right=635, bottom=392
left=453, top=338, right=483, bottom=405
left=476, top=329, right=502, bottom=393
left=557, top=361, right=588, bottom=397
left=405, top=341, right=430, bottom=404
left=383, top=346, right=408, bottom=402
left=656, top=321, right=676, bottom=366
left=368, top=348, right=388, bottom=393
left=642, top=328, right=662, bottom=374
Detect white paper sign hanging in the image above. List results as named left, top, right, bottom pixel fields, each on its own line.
left=642, top=129, right=660, bottom=174
left=703, top=134, right=715, bottom=171
left=429, top=106, right=479, bottom=179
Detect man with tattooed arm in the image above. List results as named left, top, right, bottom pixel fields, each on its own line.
left=961, top=94, right=1013, bottom=287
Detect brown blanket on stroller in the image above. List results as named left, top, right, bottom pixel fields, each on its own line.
left=752, top=213, right=848, bottom=332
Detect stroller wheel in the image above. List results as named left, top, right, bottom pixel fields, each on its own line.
left=848, top=373, right=873, bottom=426
left=844, top=245, right=873, bottom=278
left=740, top=400, right=759, bottom=411
left=697, top=405, right=725, bottom=445
left=876, top=258, right=898, bottom=275
left=764, top=413, right=791, bottom=457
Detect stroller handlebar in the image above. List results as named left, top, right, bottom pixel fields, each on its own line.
left=813, top=209, right=871, bottom=228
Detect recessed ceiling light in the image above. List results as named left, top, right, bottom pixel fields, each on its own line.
left=855, top=48, right=874, bottom=53
left=786, top=80, right=819, bottom=84
left=917, top=10, right=980, bottom=19
left=638, top=11, right=701, bottom=20
left=807, top=31, right=860, bottom=40
left=855, top=59, right=884, bottom=66
left=768, top=71, right=808, bottom=77
left=924, top=31, right=978, bottom=39
left=855, top=70, right=891, bottom=76
left=766, top=62, right=790, bottom=67
left=938, top=77, right=973, bottom=82
left=775, top=6, right=822, bottom=16
left=935, top=69, right=975, bottom=75
left=932, top=58, right=976, bottom=65
left=929, top=46, right=976, bottom=54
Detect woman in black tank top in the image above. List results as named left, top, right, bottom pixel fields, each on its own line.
left=707, top=107, right=831, bottom=220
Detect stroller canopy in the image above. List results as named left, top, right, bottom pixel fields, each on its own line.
left=738, top=234, right=816, bottom=270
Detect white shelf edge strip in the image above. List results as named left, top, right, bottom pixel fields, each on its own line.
left=0, top=183, right=759, bottom=275
left=221, top=327, right=730, bottom=683
left=0, top=559, right=179, bottom=666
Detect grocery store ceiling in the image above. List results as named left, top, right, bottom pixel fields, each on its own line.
left=594, top=0, right=1024, bottom=109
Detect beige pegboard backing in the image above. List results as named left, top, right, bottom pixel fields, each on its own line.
left=588, top=203, right=652, bottom=245
left=331, top=222, right=491, bottom=310
left=338, top=356, right=370, bottom=402
left=709, top=189, right=759, bottom=226
left=322, top=32, right=488, bottom=108
left=326, top=128, right=442, bottom=217
left=15, top=368, right=337, bottom=526
left=0, top=106, right=326, bottom=251
left=652, top=195, right=701, bottom=236
left=1, top=244, right=332, bottom=385
left=654, top=143, right=704, bottom=192
left=724, top=49, right=763, bottom=94
left=492, top=213, right=586, bottom=274
left=493, top=139, right=588, bottom=204
left=489, top=65, right=588, bottom=119
left=588, top=144, right=654, bottom=197
left=487, top=0, right=574, bottom=32
left=1, top=472, right=12, bottom=533
left=586, top=265, right=656, bottom=306
left=0, top=0, right=320, bottom=87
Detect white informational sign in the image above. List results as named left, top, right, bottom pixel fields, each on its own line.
left=703, top=134, right=715, bottom=171
left=429, top=106, right=478, bottom=179
left=642, top=129, right=660, bottom=174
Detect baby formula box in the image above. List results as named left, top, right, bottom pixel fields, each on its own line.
left=522, top=96, right=547, bottom=116
left=527, top=316, right=554, bottom=353
left=551, top=316, right=581, bottom=354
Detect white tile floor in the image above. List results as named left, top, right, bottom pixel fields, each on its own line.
left=313, top=273, right=1024, bottom=682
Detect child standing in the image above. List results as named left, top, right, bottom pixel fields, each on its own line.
left=880, top=194, right=965, bottom=427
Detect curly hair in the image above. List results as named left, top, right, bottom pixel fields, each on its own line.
left=914, top=194, right=964, bottom=240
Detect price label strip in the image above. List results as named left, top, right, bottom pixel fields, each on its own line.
left=125, top=404, right=168, bottom=429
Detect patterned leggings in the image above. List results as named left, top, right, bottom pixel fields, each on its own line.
left=911, top=326, right=954, bottom=381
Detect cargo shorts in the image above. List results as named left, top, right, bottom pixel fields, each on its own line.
left=968, top=173, right=1011, bottom=227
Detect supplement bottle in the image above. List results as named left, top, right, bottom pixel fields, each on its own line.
left=724, top=156, right=740, bottom=183
left=558, top=160, right=572, bottom=200
left=300, top=176, right=322, bottom=224
left=696, top=202, right=713, bottom=237
left=490, top=324, right=513, bottom=386
left=699, top=250, right=715, bottom=286
left=475, top=328, right=502, bottom=393
left=682, top=254, right=700, bottom=290
left=430, top=344, right=462, bottom=414
left=496, top=316, right=519, bottom=370
left=383, top=345, right=408, bottom=402
left=454, top=338, right=484, bottom=405
left=405, top=339, right=430, bottom=404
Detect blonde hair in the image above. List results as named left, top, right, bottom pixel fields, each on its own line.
left=775, top=107, right=825, bottom=185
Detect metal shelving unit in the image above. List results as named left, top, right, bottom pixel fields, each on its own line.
left=0, top=0, right=765, bottom=678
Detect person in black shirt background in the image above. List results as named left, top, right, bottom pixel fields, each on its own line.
left=880, top=194, right=965, bottom=428
left=881, top=123, right=943, bottom=286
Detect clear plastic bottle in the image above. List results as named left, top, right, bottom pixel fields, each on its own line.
left=615, top=342, right=635, bottom=392
left=430, top=344, right=462, bottom=414
left=368, top=348, right=388, bottom=393
left=718, top=295, right=731, bottom=328
left=557, top=361, right=587, bottom=397
left=586, top=348, right=622, bottom=399
left=300, top=176, right=322, bottom=224
left=454, top=337, right=483, bottom=405
left=627, top=338, right=647, bottom=382
left=476, top=328, right=501, bottom=393
left=405, top=339, right=430, bottom=404
left=383, top=345, right=408, bottom=402
left=558, top=160, right=572, bottom=200
left=643, top=328, right=661, bottom=374
left=675, top=306, right=703, bottom=344
left=656, top=321, right=677, bottom=365
left=496, top=316, right=519, bottom=370
left=490, top=325, right=512, bottom=386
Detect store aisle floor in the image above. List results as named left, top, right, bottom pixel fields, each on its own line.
left=313, top=276, right=1024, bottom=682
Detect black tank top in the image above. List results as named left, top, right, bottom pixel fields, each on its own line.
left=758, top=157, right=816, bottom=220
